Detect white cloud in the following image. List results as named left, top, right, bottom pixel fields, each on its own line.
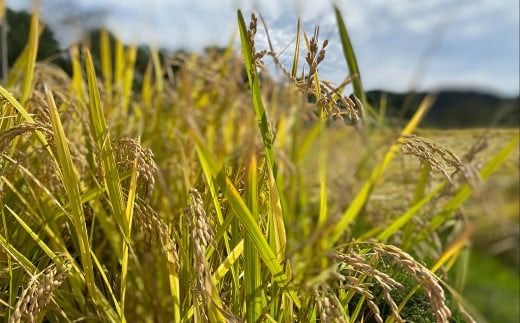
left=5, top=0, right=519, bottom=95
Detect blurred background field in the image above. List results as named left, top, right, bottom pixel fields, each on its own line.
left=323, top=127, right=520, bottom=321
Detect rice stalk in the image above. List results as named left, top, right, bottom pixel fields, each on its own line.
left=9, top=262, right=70, bottom=323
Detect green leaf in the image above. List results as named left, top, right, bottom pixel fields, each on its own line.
left=46, top=86, right=97, bottom=302
left=245, top=155, right=262, bottom=322
left=84, top=48, right=127, bottom=239
left=334, top=6, right=365, bottom=106
left=195, top=142, right=301, bottom=308
left=20, top=12, right=39, bottom=105
left=120, top=159, right=138, bottom=321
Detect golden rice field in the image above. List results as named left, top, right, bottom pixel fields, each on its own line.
left=0, top=7, right=518, bottom=323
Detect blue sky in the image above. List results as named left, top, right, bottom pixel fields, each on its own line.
left=6, top=0, right=520, bottom=96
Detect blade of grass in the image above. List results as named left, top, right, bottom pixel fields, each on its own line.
left=100, top=28, right=113, bottom=99
left=454, top=247, right=470, bottom=292
left=114, top=39, right=125, bottom=92
left=5, top=205, right=119, bottom=322
left=182, top=240, right=245, bottom=322
left=120, top=159, right=138, bottom=321
left=237, top=18, right=295, bottom=306
left=317, top=122, right=328, bottom=227
left=1, top=208, right=14, bottom=318
left=214, top=240, right=244, bottom=284
left=330, top=95, right=435, bottom=245
left=291, top=19, right=301, bottom=79
left=268, top=166, right=287, bottom=262
left=197, top=132, right=240, bottom=289
left=84, top=48, right=127, bottom=238
left=245, top=155, right=263, bottom=322
left=165, top=232, right=181, bottom=323
left=0, top=85, right=48, bottom=146
left=46, top=89, right=119, bottom=317
left=5, top=164, right=122, bottom=317
left=0, top=232, right=36, bottom=273
left=150, top=47, right=164, bottom=93
left=122, top=46, right=137, bottom=114
left=334, top=6, right=365, bottom=106
left=6, top=39, right=29, bottom=87
left=90, top=249, right=123, bottom=317
left=237, top=10, right=283, bottom=204
left=70, top=46, right=86, bottom=102
left=141, top=62, right=153, bottom=105
left=45, top=86, right=97, bottom=302
left=296, top=121, right=322, bottom=162
left=195, top=142, right=301, bottom=308
left=334, top=5, right=382, bottom=122
left=20, top=11, right=39, bottom=105
left=377, top=184, right=445, bottom=242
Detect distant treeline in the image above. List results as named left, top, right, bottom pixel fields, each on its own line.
left=1, top=9, right=154, bottom=84
left=366, top=91, right=519, bottom=128
left=2, top=8, right=519, bottom=128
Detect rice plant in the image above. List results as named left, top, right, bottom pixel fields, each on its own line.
left=0, top=6, right=518, bottom=323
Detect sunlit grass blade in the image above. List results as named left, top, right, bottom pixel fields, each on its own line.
left=296, top=121, right=322, bottom=162
left=141, top=62, right=153, bottom=105
left=91, top=250, right=122, bottom=317
left=5, top=203, right=84, bottom=297
left=237, top=13, right=290, bottom=275
left=196, top=130, right=239, bottom=286
left=120, top=159, right=138, bottom=321
left=431, top=226, right=472, bottom=272
left=329, top=95, right=435, bottom=245
left=245, top=155, right=262, bottom=322
left=413, top=163, right=431, bottom=203
left=114, top=39, right=125, bottom=91
left=5, top=31, right=33, bottom=87
left=150, top=47, right=164, bottom=93
left=122, top=46, right=137, bottom=114
left=318, top=123, right=328, bottom=227
left=0, top=232, right=36, bottom=273
left=291, top=18, right=301, bottom=79
left=454, top=247, right=470, bottom=292
left=6, top=46, right=29, bottom=87
left=70, top=45, right=86, bottom=102
left=267, top=167, right=286, bottom=263
left=220, top=170, right=301, bottom=306
left=165, top=232, right=181, bottom=323
left=214, top=240, right=244, bottom=284
left=20, top=12, right=39, bottom=105
left=182, top=240, right=245, bottom=322
left=0, top=85, right=48, bottom=147
left=100, top=28, right=113, bottom=98
left=45, top=86, right=97, bottom=301
left=195, top=142, right=301, bottom=308
left=84, top=48, right=127, bottom=237
left=237, top=10, right=277, bottom=179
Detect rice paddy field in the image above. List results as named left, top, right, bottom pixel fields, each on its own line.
left=0, top=7, right=519, bottom=323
